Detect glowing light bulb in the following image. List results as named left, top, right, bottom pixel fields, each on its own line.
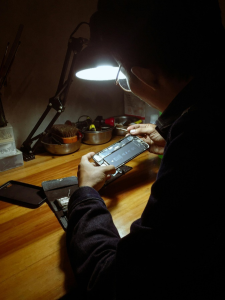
left=75, top=65, right=126, bottom=81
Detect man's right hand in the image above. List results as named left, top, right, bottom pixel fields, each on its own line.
left=127, top=123, right=166, bottom=155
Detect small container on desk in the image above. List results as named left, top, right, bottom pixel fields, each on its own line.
left=0, top=149, right=24, bottom=172
left=0, top=123, right=15, bottom=141
left=0, top=140, right=17, bottom=157
left=0, top=123, right=24, bottom=172
left=0, top=123, right=16, bottom=157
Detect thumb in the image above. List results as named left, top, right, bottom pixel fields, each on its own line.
left=103, top=165, right=116, bottom=175
left=81, top=152, right=95, bottom=163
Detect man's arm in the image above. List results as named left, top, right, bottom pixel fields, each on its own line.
left=66, top=186, right=120, bottom=299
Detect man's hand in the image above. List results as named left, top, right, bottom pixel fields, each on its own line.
left=78, top=152, right=116, bottom=191
left=127, top=123, right=166, bottom=155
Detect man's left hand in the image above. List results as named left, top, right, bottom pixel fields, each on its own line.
left=78, top=152, right=116, bottom=191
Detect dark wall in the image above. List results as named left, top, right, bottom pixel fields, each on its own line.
left=0, top=0, right=224, bottom=147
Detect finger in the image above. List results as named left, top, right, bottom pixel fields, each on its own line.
left=130, top=126, right=154, bottom=136
left=127, top=124, right=143, bottom=131
left=81, top=152, right=95, bottom=162
left=150, top=131, right=166, bottom=145
left=141, top=135, right=154, bottom=145
left=149, top=144, right=164, bottom=155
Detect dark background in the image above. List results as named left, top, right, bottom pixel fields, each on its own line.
left=0, top=0, right=224, bottom=147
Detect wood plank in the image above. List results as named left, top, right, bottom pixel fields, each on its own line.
left=0, top=247, right=76, bottom=300
left=0, top=136, right=160, bottom=299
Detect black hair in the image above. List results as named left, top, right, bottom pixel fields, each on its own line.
left=91, top=0, right=225, bottom=78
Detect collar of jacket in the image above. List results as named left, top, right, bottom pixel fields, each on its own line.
left=155, top=77, right=198, bottom=140
left=155, top=62, right=225, bottom=141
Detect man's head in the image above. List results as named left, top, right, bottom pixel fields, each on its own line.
left=90, top=0, right=225, bottom=110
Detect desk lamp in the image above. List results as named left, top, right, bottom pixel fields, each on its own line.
left=21, top=22, right=125, bottom=161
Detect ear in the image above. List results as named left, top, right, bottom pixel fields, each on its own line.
left=131, top=66, right=159, bottom=90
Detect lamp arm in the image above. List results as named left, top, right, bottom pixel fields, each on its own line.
left=21, top=36, right=88, bottom=161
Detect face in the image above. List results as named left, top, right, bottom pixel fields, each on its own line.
left=129, top=75, right=160, bottom=110
left=114, top=55, right=193, bottom=113
left=122, top=65, right=162, bottom=110
left=113, top=55, right=164, bottom=110
left=128, top=66, right=193, bottom=112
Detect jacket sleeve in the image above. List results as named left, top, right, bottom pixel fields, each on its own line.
left=66, top=186, right=120, bottom=299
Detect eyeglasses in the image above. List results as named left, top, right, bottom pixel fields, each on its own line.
left=115, top=64, right=132, bottom=92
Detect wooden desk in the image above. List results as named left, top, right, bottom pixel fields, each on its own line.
left=0, top=136, right=160, bottom=300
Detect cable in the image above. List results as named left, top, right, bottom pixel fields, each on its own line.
left=70, top=22, right=90, bottom=38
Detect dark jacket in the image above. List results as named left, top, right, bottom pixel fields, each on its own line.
left=66, top=64, right=225, bottom=299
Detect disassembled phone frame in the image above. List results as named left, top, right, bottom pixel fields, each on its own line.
left=93, top=135, right=149, bottom=169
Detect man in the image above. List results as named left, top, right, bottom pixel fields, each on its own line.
left=67, top=0, right=225, bottom=299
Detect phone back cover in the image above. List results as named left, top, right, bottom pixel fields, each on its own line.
left=42, top=176, right=79, bottom=230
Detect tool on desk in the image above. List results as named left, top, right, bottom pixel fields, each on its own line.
left=50, top=124, right=78, bottom=144
left=89, top=123, right=96, bottom=131
left=116, top=127, right=128, bottom=132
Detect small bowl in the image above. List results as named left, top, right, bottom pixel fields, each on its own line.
left=81, top=126, right=114, bottom=145
left=42, top=136, right=81, bottom=155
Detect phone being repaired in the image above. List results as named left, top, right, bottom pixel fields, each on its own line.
left=93, top=135, right=149, bottom=169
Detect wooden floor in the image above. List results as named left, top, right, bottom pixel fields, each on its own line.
left=0, top=136, right=160, bottom=299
